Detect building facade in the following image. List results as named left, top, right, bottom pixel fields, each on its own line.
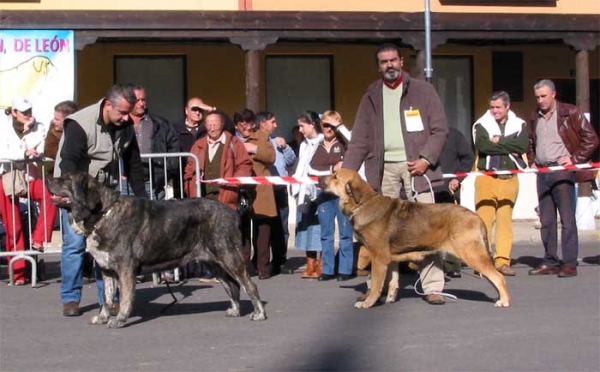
left=1, top=0, right=598, bottom=144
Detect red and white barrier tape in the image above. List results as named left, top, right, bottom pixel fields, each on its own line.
left=199, top=162, right=600, bottom=185
left=200, top=175, right=320, bottom=185
left=444, top=162, right=600, bottom=179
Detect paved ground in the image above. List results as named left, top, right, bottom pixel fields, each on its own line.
left=0, top=221, right=598, bottom=372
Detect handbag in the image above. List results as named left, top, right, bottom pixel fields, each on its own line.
left=237, top=185, right=256, bottom=218
left=2, top=169, right=27, bottom=197
left=228, top=140, right=257, bottom=217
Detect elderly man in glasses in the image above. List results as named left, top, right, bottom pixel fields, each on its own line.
left=172, top=97, right=236, bottom=154
left=172, top=97, right=213, bottom=153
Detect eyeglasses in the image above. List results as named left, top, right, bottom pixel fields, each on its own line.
left=190, top=106, right=203, bottom=113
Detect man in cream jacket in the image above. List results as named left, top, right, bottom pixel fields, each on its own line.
left=473, top=91, right=528, bottom=276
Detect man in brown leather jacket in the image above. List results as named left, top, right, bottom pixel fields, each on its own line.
left=526, top=79, right=599, bottom=278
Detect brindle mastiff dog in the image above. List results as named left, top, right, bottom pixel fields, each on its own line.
left=47, top=172, right=267, bottom=328
left=322, top=169, right=510, bottom=309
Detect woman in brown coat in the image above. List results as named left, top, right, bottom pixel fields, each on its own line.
left=233, top=109, right=277, bottom=279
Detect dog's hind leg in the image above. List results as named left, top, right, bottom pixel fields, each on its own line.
left=215, top=256, right=267, bottom=321
left=454, top=241, right=511, bottom=308
left=108, top=269, right=136, bottom=328
left=90, top=272, right=116, bottom=325
left=238, top=273, right=267, bottom=321
left=211, top=265, right=241, bottom=317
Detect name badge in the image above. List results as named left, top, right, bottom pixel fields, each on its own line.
left=404, top=109, right=424, bottom=132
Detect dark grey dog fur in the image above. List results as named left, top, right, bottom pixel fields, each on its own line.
left=47, top=172, right=266, bottom=328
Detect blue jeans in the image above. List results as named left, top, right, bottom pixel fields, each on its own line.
left=60, top=209, right=118, bottom=305
left=317, top=197, right=354, bottom=275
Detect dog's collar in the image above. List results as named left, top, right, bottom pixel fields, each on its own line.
left=348, top=202, right=367, bottom=222
left=93, top=206, right=114, bottom=231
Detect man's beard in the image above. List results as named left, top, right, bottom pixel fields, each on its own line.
left=383, top=68, right=400, bottom=82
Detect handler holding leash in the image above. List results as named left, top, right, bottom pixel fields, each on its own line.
left=342, top=42, right=449, bottom=305
left=54, top=83, right=147, bottom=317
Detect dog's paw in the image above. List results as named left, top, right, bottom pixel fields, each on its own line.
left=384, top=296, right=397, bottom=304
left=225, top=308, right=240, bottom=317
left=354, top=301, right=368, bottom=309
left=107, top=318, right=125, bottom=328
left=494, top=299, right=511, bottom=308
left=249, top=311, right=267, bottom=321
left=89, top=314, right=108, bottom=325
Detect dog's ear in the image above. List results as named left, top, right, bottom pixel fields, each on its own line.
left=345, top=178, right=364, bottom=205
left=70, top=173, right=101, bottom=221
left=83, top=175, right=102, bottom=210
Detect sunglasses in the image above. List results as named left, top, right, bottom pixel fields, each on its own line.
left=322, top=122, right=336, bottom=129
left=190, top=106, right=203, bottom=113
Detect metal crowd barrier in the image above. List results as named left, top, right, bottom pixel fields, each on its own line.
left=0, top=158, right=57, bottom=287
left=1, top=153, right=200, bottom=288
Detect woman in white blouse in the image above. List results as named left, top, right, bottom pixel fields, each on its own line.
left=290, top=111, right=324, bottom=279
left=0, top=97, right=57, bottom=285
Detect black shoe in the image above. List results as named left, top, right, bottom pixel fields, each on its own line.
left=446, top=270, right=462, bottom=278
left=318, top=274, right=336, bottom=281
left=278, top=263, right=295, bottom=275
left=337, top=274, right=354, bottom=281
left=245, top=262, right=258, bottom=277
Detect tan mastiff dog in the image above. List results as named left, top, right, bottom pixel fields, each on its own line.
left=322, top=168, right=511, bottom=309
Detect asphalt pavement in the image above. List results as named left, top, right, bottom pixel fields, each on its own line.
left=0, top=220, right=598, bottom=372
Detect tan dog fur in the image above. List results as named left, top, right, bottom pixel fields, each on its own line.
left=323, top=169, right=510, bottom=309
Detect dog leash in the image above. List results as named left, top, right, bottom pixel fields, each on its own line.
left=408, top=173, right=435, bottom=203
left=412, top=263, right=458, bottom=302
left=405, top=181, right=459, bottom=302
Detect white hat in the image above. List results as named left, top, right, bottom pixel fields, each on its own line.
left=11, top=96, right=32, bottom=112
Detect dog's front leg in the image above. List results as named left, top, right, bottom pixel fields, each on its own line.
left=107, top=270, right=135, bottom=329
left=355, top=256, right=388, bottom=309
left=384, top=263, right=400, bottom=304
left=90, top=272, right=116, bottom=325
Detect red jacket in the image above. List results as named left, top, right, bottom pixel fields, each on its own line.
left=184, top=131, right=253, bottom=210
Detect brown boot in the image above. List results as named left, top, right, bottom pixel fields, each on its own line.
left=301, top=258, right=318, bottom=279
left=314, top=258, right=322, bottom=277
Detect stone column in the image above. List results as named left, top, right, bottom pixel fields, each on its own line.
left=563, top=35, right=598, bottom=114
left=575, top=49, right=590, bottom=114
left=229, top=36, right=278, bottom=112
left=564, top=35, right=600, bottom=224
